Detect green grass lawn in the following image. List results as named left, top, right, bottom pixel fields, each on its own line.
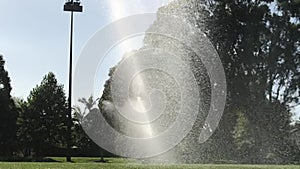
left=0, top=157, right=299, bottom=169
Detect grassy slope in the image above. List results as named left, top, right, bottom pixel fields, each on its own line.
left=0, top=163, right=299, bottom=169
left=0, top=158, right=299, bottom=169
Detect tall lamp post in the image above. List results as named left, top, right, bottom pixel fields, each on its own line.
left=63, top=0, right=83, bottom=162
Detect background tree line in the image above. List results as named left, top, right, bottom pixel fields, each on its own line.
left=0, top=0, right=299, bottom=164
left=0, top=55, right=104, bottom=159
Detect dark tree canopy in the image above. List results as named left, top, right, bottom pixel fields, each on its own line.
left=25, top=72, right=68, bottom=157
left=0, top=55, right=17, bottom=156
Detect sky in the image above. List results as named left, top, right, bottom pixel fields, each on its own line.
left=0, top=0, right=172, bottom=99
left=0, top=0, right=299, bottom=120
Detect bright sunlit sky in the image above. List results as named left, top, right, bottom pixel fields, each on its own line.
left=0, top=0, right=299, bottom=120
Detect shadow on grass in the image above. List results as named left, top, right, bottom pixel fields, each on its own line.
left=94, top=159, right=108, bottom=163
left=0, top=157, right=59, bottom=162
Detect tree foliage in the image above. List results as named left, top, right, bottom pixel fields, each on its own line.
left=73, top=95, right=106, bottom=161
left=205, top=0, right=299, bottom=163
left=24, top=72, right=68, bottom=157
left=0, top=55, right=17, bottom=156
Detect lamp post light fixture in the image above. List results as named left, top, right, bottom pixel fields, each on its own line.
left=64, top=0, right=83, bottom=12
left=63, top=0, right=83, bottom=162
